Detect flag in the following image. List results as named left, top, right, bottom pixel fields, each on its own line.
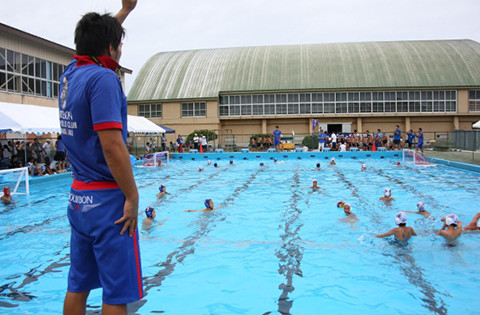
left=312, top=119, right=318, bottom=131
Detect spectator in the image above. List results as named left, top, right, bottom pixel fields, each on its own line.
left=161, top=134, right=167, bottom=151
left=331, top=132, right=337, bottom=151
left=201, top=134, right=207, bottom=152
left=43, top=139, right=52, bottom=161
left=318, top=131, right=326, bottom=151
left=273, top=126, right=282, bottom=151
left=54, top=135, right=66, bottom=172
left=193, top=133, right=199, bottom=150
left=393, top=125, right=401, bottom=150
left=176, top=134, right=184, bottom=153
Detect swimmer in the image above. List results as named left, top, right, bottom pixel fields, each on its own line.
left=214, top=163, right=219, bottom=168
left=207, top=160, right=212, bottom=166
left=316, top=163, right=321, bottom=169
left=330, top=157, right=336, bottom=165
left=361, top=163, right=367, bottom=171
left=184, top=199, right=222, bottom=212
left=229, top=160, right=234, bottom=165
left=380, top=188, right=394, bottom=201
left=374, top=212, right=416, bottom=243
left=397, top=162, right=401, bottom=167
left=156, top=185, right=170, bottom=197
left=1, top=187, right=12, bottom=205
left=259, top=162, right=266, bottom=167
left=273, top=159, right=278, bottom=164
left=198, top=166, right=204, bottom=172
left=464, top=212, right=480, bottom=231
left=142, top=206, right=156, bottom=229
left=309, top=179, right=320, bottom=191
left=339, top=203, right=359, bottom=226
left=436, top=214, right=462, bottom=243
left=405, top=201, right=430, bottom=218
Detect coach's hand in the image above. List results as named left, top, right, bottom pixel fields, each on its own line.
left=115, top=197, right=139, bottom=237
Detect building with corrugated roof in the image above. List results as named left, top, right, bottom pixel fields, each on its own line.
left=128, top=40, right=480, bottom=145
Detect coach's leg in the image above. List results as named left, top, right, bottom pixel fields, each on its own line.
left=64, top=291, right=90, bottom=315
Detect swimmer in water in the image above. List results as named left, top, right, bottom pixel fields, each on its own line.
left=273, top=159, right=278, bottom=164
left=198, top=166, right=204, bottom=172
left=339, top=203, right=359, bottom=226
left=1, top=187, right=12, bottom=205
left=374, top=212, right=416, bottom=243
left=229, top=160, right=234, bottom=165
left=184, top=199, right=221, bottom=212
left=330, top=157, right=336, bottom=165
left=142, top=206, right=156, bottom=229
left=463, top=212, right=480, bottom=231
left=207, top=160, right=212, bottom=166
left=214, top=163, right=219, bottom=168
left=380, top=188, right=394, bottom=201
left=259, top=162, right=266, bottom=167
left=361, top=163, right=367, bottom=171
left=309, top=179, right=320, bottom=191
left=405, top=201, right=430, bottom=218
left=156, top=185, right=170, bottom=197
left=436, top=214, right=462, bottom=244
left=316, top=163, right=321, bottom=169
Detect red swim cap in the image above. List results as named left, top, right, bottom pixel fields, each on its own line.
left=3, top=187, right=9, bottom=194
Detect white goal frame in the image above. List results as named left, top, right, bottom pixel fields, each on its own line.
left=402, top=149, right=435, bottom=167
left=0, top=167, right=30, bottom=195
left=141, top=151, right=169, bottom=167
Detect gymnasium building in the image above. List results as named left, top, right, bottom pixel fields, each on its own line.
left=127, top=39, right=480, bottom=146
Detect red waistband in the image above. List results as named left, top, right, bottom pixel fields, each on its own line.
left=72, top=179, right=120, bottom=190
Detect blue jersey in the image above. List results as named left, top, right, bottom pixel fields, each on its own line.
left=56, top=139, right=66, bottom=152
left=407, top=132, right=415, bottom=142
left=273, top=130, right=282, bottom=140
left=417, top=132, right=424, bottom=143
left=59, top=56, right=127, bottom=183
left=394, top=129, right=401, bottom=140
left=318, top=134, right=326, bottom=143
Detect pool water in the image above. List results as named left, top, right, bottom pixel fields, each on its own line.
left=1, top=157, right=480, bottom=314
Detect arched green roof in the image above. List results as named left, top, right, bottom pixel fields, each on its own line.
left=128, top=40, right=480, bottom=102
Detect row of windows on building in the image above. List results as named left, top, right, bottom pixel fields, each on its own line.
left=468, top=90, right=480, bottom=112
left=218, top=91, right=458, bottom=116
left=0, top=47, right=65, bottom=98
left=138, top=102, right=206, bottom=118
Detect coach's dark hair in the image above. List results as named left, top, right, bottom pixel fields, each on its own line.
left=74, top=12, right=125, bottom=56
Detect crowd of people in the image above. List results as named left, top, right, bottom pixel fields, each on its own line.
left=249, top=125, right=425, bottom=153
left=0, top=135, right=68, bottom=175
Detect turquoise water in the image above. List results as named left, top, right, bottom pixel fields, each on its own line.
left=1, top=157, right=480, bottom=314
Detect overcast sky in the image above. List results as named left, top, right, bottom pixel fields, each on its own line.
left=2, top=0, right=480, bottom=93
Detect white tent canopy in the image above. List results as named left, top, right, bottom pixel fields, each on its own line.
left=0, top=102, right=165, bottom=134
left=473, top=120, right=480, bottom=129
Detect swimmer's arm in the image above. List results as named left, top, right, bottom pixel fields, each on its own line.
left=98, top=129, right=138, bottom=237
left=184, top=208, right=208, bottom=212
left=411, top=228, right=417, bottom=236
left=464, top=213, right=480, bottom=230
left=114, top=0, right=137, bottom=25
left=374, top=229, right=395, bottom=238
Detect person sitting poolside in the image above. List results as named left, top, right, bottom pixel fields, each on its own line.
left=380, top=188, right=394, bottom=201
left=198, top=166, right=204, bottom=172
left=374, top=212, right=416, bottom=243
left=361, top=163, right=367, bottom=171
left=315, top=163, right=321, bottom=169
left=309, top=179, right=320, bottom=191
left=436, top=214, right=462, bottom=244
left=464, top=212, right=480, bottom=231
left=1, top=187, right=12, bottom=205
left=330, top=157, right=336, bottom=165
left=405, top=201, right=430, bottom=218
left=338, top=202, right=358, bottom=226
left=184, top=199, right=221, bottom=212
left=156, top=185, right=170, bottom=197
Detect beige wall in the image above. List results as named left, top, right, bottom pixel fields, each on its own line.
left=458, top=89, right=469, bottom=113
left=0, top=92, right=58, bottom=107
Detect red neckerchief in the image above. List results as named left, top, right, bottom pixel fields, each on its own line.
left=74, top=55, right=119, bottom=72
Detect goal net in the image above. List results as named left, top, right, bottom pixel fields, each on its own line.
left=0, top=167, right=30, bottom=195
left=141, top=151, right=169, bottom=167
left=402, top=149, right=434, bottom=167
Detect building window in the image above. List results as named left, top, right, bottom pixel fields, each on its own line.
left=218, top=90, right=457, bottom=117
left=181, top=102, right=206, bottom=117
left=469, top=90, right=480, bottom=112
left=0, top=47, right=65, bottom=98
left=138, top=103, right=162, bottom=118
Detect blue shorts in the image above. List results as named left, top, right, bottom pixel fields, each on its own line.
left=417, top=142, right=423, bottom=149
left=67, top=184, right=143, bottom=304
left=274, top=139, right=280, bottom=146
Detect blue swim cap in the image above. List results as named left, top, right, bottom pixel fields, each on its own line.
left=204, top=199, right=212, bottom=209
left=229, top=160, right=233, bottom=164
left=214, top=163, right=218, bottom=167
left=316, top=163, right=320, bottom=168
left=159, top=185, right=165, bottom=192
left=145, top=206, right=154, bottom=218
left=260, top=162, right=264, bottom=166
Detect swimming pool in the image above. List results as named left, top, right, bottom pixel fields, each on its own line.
left=1, top=154, right=479, bottom=314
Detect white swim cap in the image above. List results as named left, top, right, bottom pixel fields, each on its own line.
left=207, top=160, right=211, bottom=165
left=362, top=163, right=366, bottom=168
left=344, top=203, right=351, bottom=209
left=416, top=201, right=425, bottom=212
left=445, top=214, right=459, bottom=226
left=384, top=188, right=391, bottom=197
left=331, top=157, right=335, bottom=161
left=394, top=212, right=407, bottom=225
left=199, top=166, right=204, bottom=171
left=312, top=179, right=318, bottom=183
